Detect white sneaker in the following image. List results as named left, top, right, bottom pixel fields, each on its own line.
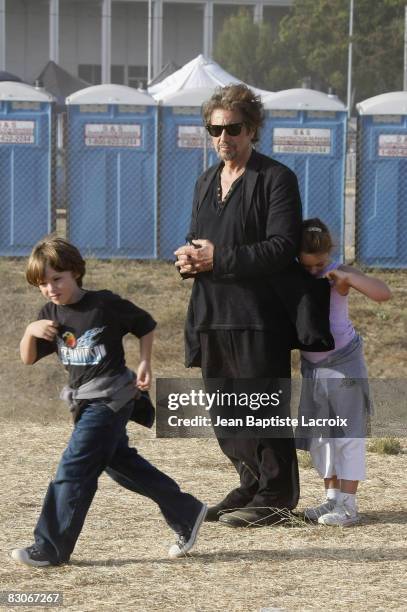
left=317, top=500, right=360, bottom=527
left=168, top=504, right=207, bottom=559
left=11, top=545, right=52, bottom=567
left=304, top=498, right=336, bottom=521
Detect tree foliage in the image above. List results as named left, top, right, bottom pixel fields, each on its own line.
left=214, top=0, right=406, bottom=107
left=213, top=9, right=275, bottom=90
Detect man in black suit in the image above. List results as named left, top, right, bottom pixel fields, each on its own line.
left=174, top=84, right=303, bottom=527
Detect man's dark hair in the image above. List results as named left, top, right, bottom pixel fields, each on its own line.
left=202, top=83, right=264, bottom=143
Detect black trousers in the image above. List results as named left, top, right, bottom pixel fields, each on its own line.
left=200, top=330, right=299, bottom=510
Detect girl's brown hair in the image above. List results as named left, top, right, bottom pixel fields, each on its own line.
left=300, top=218, right=333, bottom=254
left=26, top=236, right=86, bottom=287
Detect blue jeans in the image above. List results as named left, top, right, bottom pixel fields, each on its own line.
left=34, top=401, right=203, bottom=564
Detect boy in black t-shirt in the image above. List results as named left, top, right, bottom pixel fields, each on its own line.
left=11, top=237, right=207, bottom=567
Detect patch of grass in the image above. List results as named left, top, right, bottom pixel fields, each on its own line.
left=367, top=437, right=402, bottom=455
left=297, top=450, right=314, bottom=469
left=375, top=310, right=389, bottom=321
left=2, top=261, right=406, bottom=421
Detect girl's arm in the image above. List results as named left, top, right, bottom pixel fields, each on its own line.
left=326, top=265, right=392, bottom=302
left=136, top=329, right=154, bottom=390
left=20, top=320, right=58, bottom=365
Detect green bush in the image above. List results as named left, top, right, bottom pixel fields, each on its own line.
left=367, top=437, right=402, bottom=455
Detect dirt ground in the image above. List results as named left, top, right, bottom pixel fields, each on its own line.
left=0, top=259, right=406, bottom=611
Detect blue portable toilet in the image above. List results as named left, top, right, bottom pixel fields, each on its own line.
left=0, top=82, right=54, bottom=256
left=157, top=87, right=218, bottom=259
left=260, top=88, right=347, bottom=259
left=356, top=92, right=407, bottom=268
left=65, top=84, right=157, bottom=259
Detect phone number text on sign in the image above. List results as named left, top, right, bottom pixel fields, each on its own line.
left=0, top=120, right=35, bottom=144
left=85, top=123, right=141, bottom=147
left=273, top=127, right=331, bottom=155
left=378, top=134, right=407, bottom=157
left=177, top=126, right=206, bottom=148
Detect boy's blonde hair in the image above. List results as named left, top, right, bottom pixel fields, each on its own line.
left=300, top=218, right=333, bottom=255
left=26, top=236, right=86, bottom=287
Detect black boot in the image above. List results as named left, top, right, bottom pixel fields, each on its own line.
left=205, top=488, right=254, bottom=522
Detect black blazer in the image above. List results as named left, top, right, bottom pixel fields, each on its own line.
left=184, top=149, right=334, bottom=366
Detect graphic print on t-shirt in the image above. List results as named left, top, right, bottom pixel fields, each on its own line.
left=62, top=331, right=77, bottom=348
left=57, top=326, right=107, bottom=366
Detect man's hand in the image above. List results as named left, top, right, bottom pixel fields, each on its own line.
left=27, top=320, right=59, bottom=342
left=174, top=239, right=214, bottom=274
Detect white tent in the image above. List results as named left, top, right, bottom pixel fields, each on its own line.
left=148, top=54, right=271, bottom=101
left=159, top=86, right=218, bottom=107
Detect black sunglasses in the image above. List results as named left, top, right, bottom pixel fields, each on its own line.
left=206, top=123, right=244, bottom=137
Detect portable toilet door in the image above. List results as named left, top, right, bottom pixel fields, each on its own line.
left=0, top=82, right=54, bottom=256
left=157, top=87, right=218, bottom=260
left=65, top=85, right=157, bottom=259
left=356, top=92, right=407, bottom=267
left=260, top=89, right=347, bottom=260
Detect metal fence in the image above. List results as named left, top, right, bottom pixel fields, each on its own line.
left=1, top=105, right=406, bottom=269
left=0, top=98, right=56, bottom=256
left=64, top=102, right=157, bottom=259
left=258, top=109, right=347, bottom=262
left=355, top=114, right=407, bottom=268
left=156, top=104, right=220, bottom=259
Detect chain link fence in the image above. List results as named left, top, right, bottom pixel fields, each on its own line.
left=156, top=104, right=216, bottom=259
left=63, top=102, right=157, bottom=259
left=0, top=98, right=57, bottom=256
left=257, top=109, right=348, bottom=263
left=1, top=99, right=406, bottom=269
left=355, top=113, right=407, bottom=268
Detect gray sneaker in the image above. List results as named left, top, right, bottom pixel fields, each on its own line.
left=11, top=545, right=52, bottom=567
left=304, top=498, right=336, bottom=521
left=168, top=504, right=207, bottom=559
left=318, top=500, right=360, bottom=527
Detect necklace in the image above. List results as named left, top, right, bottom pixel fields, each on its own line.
left=217, top=167, right=245, bottom=206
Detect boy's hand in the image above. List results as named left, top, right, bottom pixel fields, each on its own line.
left=27, top=320, right=59, bottom=342
left=136, top=360, right=151, bottom=391
left=325, top=269, right=350, bottom=296
left=20, top=320, right=58, bottom=364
